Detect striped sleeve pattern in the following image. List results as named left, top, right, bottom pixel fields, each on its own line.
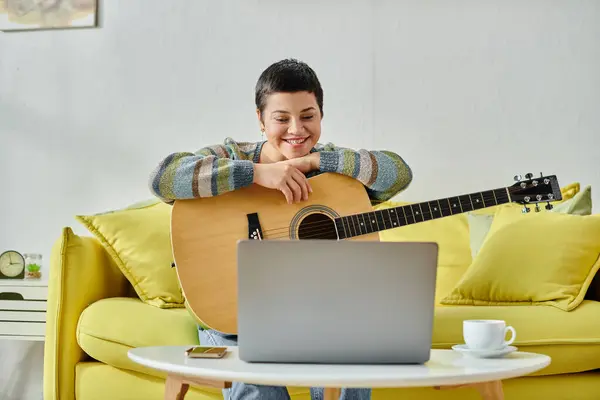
left=316, top=143, right=413, bottom=203
left=148, top=138, right=258, bottom=204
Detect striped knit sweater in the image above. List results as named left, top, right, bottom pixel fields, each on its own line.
left=149, top=137, right=413, bottom=205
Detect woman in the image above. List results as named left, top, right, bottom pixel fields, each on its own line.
left=149, top=58, right=413, bottom=400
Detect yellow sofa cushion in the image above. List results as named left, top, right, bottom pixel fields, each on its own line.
left=374, top=181, right=580, bottom=304
left=74, top=362, right=600, bottom=400
left=375, top=201, right=471, bottom=304
left=76, top=199, right=183, bottom=308
left=432, top=300, right=600, bottom=376
left=76, top=298, right=311, bottom=398
left=77, top=297, right=199, bottom=378
left=468, top=185, right=592, bottom=258
left=375, top=201, right=471, bottom=267
left=441, top=210, right=600, bottom=311
left=77, top=297, right=600, bottom=379
left=76, top=362, right=221, bottom=400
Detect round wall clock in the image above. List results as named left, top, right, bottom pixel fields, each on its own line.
left=0, top=250, right=25, bottom=279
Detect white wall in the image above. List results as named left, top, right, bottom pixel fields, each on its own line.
left=1, top=0, right=599, bottom=279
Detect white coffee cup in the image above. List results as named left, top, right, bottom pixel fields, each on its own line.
left=463, top=320, right=516, bottom=350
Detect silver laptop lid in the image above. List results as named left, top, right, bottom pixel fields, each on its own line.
left=236, top=240, right=438, bottom=364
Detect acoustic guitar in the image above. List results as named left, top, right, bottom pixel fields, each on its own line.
left=171, top=171, right=562, bottom=335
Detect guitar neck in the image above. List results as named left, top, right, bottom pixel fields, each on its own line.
left=334, top=187, right=512, bottom=239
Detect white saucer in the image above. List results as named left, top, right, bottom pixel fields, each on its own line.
left=451, top=344, right=517, bottom=359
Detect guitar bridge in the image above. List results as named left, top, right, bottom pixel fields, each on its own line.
left=247, top=213, right=264, bottom=240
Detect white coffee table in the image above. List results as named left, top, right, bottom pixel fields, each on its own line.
left=128, top=346, right=550, bottom=400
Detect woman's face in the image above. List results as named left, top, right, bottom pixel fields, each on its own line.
left=258, top=91, right=322, bottom=161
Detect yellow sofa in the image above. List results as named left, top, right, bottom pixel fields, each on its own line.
left=43, top=191, right=600, bottom=400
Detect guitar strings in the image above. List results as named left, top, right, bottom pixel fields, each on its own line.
left=259, top=215, right=392, bottom=236
left=259, top=207, right=439, bottom=236
left=259, top=216, right=371, bottom=235
left=259, top=201, right=447, bottom=235
left=264, top=227, right=343, bottom=240
left=258, top=191, right=512, bottom=236
left=260, top=214, right=421, bottom=240
left=260, top=218, right=341, bottom=234
left=266, top=224, right=346, bottom=239
left=264, top=213, right=419, bottom=239
left=242, top=202, right=551, bottom=241
left=263, top=218, right=403, bottom=240
left=238, top=185, right=539, bottom=240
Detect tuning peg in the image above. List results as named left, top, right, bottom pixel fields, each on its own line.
left=545, top=202, right=553, bottom=210
left=522, top=205, right=531, bottom=213
left=525, top=173, right=533, bottom=179
left=535, top=204, right=541, bottom=212
left=540, top=172, right=544, bottom=177
left=514, top=175, right=523, bottom=181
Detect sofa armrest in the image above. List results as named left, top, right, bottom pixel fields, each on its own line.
left=44, top=227, right=130, bottom=400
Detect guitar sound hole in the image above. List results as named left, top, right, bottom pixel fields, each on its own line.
left=297, top=213, right=338, bottom=240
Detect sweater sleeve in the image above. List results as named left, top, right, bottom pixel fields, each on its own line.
left=148, top=139, right=256, bottom=204
left=315, top=143, right=413, bottom=204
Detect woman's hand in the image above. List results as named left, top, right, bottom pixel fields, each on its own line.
left=281, top=153, right=320, bottom=174
left=253, top=163, right=312, bottom=204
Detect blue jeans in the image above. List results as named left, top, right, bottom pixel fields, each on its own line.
left=198, top=327, right=371, bottom=400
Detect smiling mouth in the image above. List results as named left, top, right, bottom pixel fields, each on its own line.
left=283, top=137, right=309, bottom=145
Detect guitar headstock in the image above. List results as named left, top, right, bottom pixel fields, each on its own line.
left=509, top=173, right=562, bottom=213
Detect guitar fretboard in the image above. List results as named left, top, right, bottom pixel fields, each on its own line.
left=334, top=187, right=511, bottom=239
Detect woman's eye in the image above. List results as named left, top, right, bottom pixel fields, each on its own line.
left=301, top=115, right=314, bottom=120
left=276, top=118, right=288, bottom=122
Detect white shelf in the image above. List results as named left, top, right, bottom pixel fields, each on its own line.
left=0, top=335, right=45, bottom=341
left=0, top=280, right=47, bottom=342
left=0, top=279, right=49, bottom=287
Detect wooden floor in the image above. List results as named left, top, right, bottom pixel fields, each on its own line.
left=0, top=340, right=44, bottom=400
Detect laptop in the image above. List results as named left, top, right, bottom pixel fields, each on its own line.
left=236, top=239, right=438, bottom=364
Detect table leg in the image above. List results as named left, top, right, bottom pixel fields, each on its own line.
left=434, top=380, right=504, bottom=400
left=165, top=375, right=189, bottom=400
left=475, top=380, right=504, bottom=400
left=164, top=374, right=231, bottom=400
left=324, top=388, right=341, bottom=400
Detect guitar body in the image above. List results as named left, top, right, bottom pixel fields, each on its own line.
left=171, top=173, right=379, bottom=335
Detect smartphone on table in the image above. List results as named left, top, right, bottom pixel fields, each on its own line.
left=185, top=346, right=228, bottom=359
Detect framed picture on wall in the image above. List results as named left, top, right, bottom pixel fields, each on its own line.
left=0, top=0, right=97, bottom=31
